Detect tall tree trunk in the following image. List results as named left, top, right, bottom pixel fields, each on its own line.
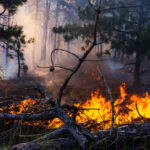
left=40, top=0, right=51, bottom=64
left=52, top=1, right=59, bottom=62
left=32, top=0, right=39, bottom=67
left=6, top=13, right=10, bottom=68
left=2, top=13, right=10, bottom=69
left=133, top=50, right=141, bottom=88
left=17, top=42, right=21, bottom=78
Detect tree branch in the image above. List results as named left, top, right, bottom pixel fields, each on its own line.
left=57, top=6, right=101, bottom=106
left=51, top=48, right=80, bottom=66
left=96, top=67, right=115, bottom=134
left=100, top=5, right=141, bottom=13
left=0, top=109, right=57, bottom=121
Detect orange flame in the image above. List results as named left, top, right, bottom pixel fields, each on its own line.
left=74, top=83, right=150, bottom=130
left=1, top=83, right=150, bottom=130
left=9, top=98, right=37, bottom=114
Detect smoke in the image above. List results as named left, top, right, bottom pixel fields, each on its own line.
left=15, top=2, right=36, bottom=71
left=108, top=59, right=123, bottom=71
left=14, top=1, right=83, bottom=76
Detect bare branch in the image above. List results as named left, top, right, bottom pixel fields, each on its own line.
left=51, top=48, right=80, bottom=66
left=112, top=28, right=134, bottom=34
left=100, top=5, right=141, bottom=13
left=0, top=109, right=57, bottom=121
left=84, top=59, right=105, bottom=62
left=96, top=67, right=115, bottom=134
left=35, top=126, right=68, bottom=142
left=54, top=65, right=73, bottom=71
left=68, top=124, right=88, bottom=150
left=57, top=6, right=101, bottom=106
left=37, top=64, right=73, bottom=72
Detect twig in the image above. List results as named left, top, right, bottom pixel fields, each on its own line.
left=84, top=59, right=105, bottom=62
left=37, top=64, right=73, bottom=72
left=51, top=48, right=80, bottom=66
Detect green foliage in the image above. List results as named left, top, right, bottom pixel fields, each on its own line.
left=0, top=0, right=27, bottom=15
left=78, top=5, right=96, bottom=21
left=53, top=24, right=94, bottom=42
left=52, top=1, right=113, bottom=47
left=0, top=0, right=35, bottom=77
left=109, top=1, right=150, bottom=59
left=0, top=25, right=23, bottom=41
left=53, top=0, right=150, bottom=62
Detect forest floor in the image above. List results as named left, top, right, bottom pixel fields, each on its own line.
left=0, top=56, right=150, bottom=104
left=0, top=56, right=150, bottom=150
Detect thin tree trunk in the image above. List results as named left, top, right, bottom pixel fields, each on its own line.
left=6, top=13, right=10, bottom=68
left=52, top=1, right=59, bottom=62
left=17, top=42, right=21, bottom=78
left=40, top=0, right=51, bottom=64
left=32, top=0, right=39, bottom=67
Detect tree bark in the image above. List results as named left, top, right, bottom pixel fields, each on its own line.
left=10, top=123, right=150, bottom=150
left=0, top=109, right=57, bottom=121
left=17, top=42, right=21, bottom=78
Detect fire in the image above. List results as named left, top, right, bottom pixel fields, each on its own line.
left=0, top=83, right=150, bottom=130
left=75, top=83, right=150, bottom=130
left=9, top=98, right=37, bottom=114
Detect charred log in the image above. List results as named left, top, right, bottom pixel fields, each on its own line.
left=10, top=123, right=150, bottom=150
left=0, top=110, right=57, bottom=121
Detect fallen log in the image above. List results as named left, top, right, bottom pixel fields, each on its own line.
left=10, top=123, right=150, bottom=150
left=0, top=109, right=57, bottom=121
left=10, top=137, right=78, bottom=150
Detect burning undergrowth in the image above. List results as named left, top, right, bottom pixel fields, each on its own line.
left=0, top=83, right=150, bottom=131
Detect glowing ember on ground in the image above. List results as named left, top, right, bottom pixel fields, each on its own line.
left=9, top=98, right=37, bottom=114
left=0, top=83, right=150, bottom=130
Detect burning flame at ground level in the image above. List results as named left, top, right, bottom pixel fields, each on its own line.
left=75, top=83, right=150, bottom=130
left=0, top=83, right=150, bottom=130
